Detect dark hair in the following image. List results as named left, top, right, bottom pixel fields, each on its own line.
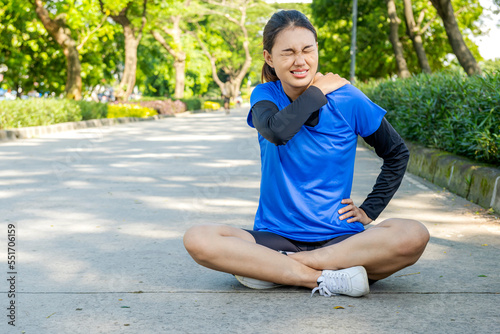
left=261, top=10, right=317, bottom=83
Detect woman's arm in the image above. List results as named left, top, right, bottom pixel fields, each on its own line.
left=251, top=73, right=349, bottom=146
left=359, top=118, right=410, bottom=220
left=251, top=86, right=326, bottom=145
left=338, top=118, right=409, bottom=225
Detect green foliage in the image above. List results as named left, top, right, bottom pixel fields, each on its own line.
left=180, top=97, right=203, bottom=111
left=76, top=101, right=108, bottom=120
left=311, top=0, right=483, bottom=80
left=0, top=98, right=169, bottom=129
left=360, top=71, right=500, bottom=164
left=0, top=0, right=121, bottom=97
left=0, top=0, right=66, bottom=95
left=107, top=103, right=158, bottom=118
left=0, top=0, right=492, bottom=102
left=195, top=0, right=272, bottom=85
left=0, top=99, right=82, bottom=129
left=481, top=58, right=500, bottom=73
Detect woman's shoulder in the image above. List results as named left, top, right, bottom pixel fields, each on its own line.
left=252, top=81, right=282, bottom=94
left=250, top=81, right=283, bottom=104
left=326, top=84, right=366, bottom=101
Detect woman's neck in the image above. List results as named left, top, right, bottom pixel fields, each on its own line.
left=282, top=80, right=314, bottom=101
left=282, top=85, right=307, bottom=101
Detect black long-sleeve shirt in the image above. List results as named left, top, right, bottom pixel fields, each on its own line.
left=250, top=85, right=409, bottom=221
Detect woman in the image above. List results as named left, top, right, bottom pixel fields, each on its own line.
left=184, top=10, right=429, bottom=298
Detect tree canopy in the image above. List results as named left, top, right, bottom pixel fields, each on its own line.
left=0, top=0, right=493, bottom=99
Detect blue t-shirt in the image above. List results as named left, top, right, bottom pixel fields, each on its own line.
left=248, top=81, right=386, bottom=242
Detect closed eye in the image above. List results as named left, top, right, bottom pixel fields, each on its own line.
left=280, top=45, right=315, bottom=56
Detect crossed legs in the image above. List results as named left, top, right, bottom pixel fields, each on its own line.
left=183, top=218, right=429, bottom=290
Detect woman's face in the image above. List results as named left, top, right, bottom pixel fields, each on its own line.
left=264, top=26, right=318, bottom=99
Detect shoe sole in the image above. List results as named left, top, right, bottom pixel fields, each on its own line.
left=234, top=275, right=282, bottom=289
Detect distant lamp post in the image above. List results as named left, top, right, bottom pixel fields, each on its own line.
left=350, top=0, right=358, bottom=83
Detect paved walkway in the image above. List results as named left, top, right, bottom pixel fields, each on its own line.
left=1, top=107, right=499, bottom=333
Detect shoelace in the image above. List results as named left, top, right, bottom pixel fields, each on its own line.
left=311, top=272, right=351, bottom=297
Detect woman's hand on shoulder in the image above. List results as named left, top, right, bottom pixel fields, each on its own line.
left=311, top=72, right=350, bottom=96
left=338, top=198, right=372, bottom=225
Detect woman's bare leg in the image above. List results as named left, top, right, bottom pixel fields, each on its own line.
left=183, top=224, right=321, bottom=289
left=184, top=218, right=429, bottom=289
left=289, top=218, right=430, bottom=280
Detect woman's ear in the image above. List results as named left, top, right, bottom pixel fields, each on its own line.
left=263, top=50, right=273, bottom=68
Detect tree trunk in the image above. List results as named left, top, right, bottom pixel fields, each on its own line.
left=34, top=0, right=82, bottom=100
left=403, top=0, right=431, bottom=73
left=430, top=0, right=481, bottom=75
left=151, top=14, right=186, bottom=99
left=107, top=0, right=147, bottom=101
left=64, top=45, right=83, bottom=99
left=173, top=58, right=186, bottom=99
left=386, top=0, right=411, bottom=79
left=116, top=25, right=139, bottom=101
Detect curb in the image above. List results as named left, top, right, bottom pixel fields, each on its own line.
left=0, top=113, right=187, bottom=142
left=358, top=137, right=500, bottom=213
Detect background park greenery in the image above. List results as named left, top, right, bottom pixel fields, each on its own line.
left=0, top=0, right=499, bottom=163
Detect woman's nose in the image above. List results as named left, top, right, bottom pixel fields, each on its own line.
left=294, top=54, right=306, bottom=65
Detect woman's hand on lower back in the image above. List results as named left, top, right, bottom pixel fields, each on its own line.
left=338, top=198, right=373, bottom=225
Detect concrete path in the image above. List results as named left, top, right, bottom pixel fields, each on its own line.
left=1, top=107, right=499, bottom=333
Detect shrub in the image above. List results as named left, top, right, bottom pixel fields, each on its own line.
left=172, top=99, right=187, bottom=113
left=360, top=70, right=500, bottom=165
left=181, top=97, right=203, bottom=111
left=135, top=96, right=170, bottom=101
left=77, top=101, right=108, bottom=120
left=107, top=103, right=157, bottom=118
left=0, top=99, right=82, bottom=129
left=203, top=101, right=221, bottom=110
left=122, top=99, right=187, bottom=115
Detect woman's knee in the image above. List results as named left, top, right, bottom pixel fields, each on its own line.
left=184, top=224, right=252, bottom=263
left=387, top=219, right=430, bottom=258
left=183, top=225, right=216, bottom=261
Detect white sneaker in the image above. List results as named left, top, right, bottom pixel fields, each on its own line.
left=234, top=275, right=282, bottom=289
left=311, top=266, right=369, bottom=297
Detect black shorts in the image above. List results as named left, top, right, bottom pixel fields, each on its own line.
left=244, top=230, right=358, bottom=252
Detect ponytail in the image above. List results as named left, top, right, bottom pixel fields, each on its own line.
left=261, top=62, right=279, bottom=83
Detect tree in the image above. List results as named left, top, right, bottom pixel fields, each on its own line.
left=100, top=0, right=148, bottom=101
left=194, top=0, right=268, bottom=101
left=312, top=0, right=398, bottom=80
left=311, top=0, right=483, bottom=81
left=402, top=0, right=432, bottom=73
left=430, top=0, right=481, bottom=75
left=150, top=0, right=196, bottom=99
left=386, top=0, right=411, bottom=78
left=33, top=0, right=82, bottom=99
left=0, top=0, right=66, bottom=96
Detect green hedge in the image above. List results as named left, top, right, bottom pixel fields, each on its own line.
left=180, top=97, right=203, bottom=111
left=77, top=101, right=108, bottom=120
left=0, top=98, right=178, bottom=129
left=360, top=71, right=500, bottom=165
left=0, top=99, right=83, bottom=129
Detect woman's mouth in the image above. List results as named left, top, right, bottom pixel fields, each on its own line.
left=291, top=69, right=308, bottom=78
